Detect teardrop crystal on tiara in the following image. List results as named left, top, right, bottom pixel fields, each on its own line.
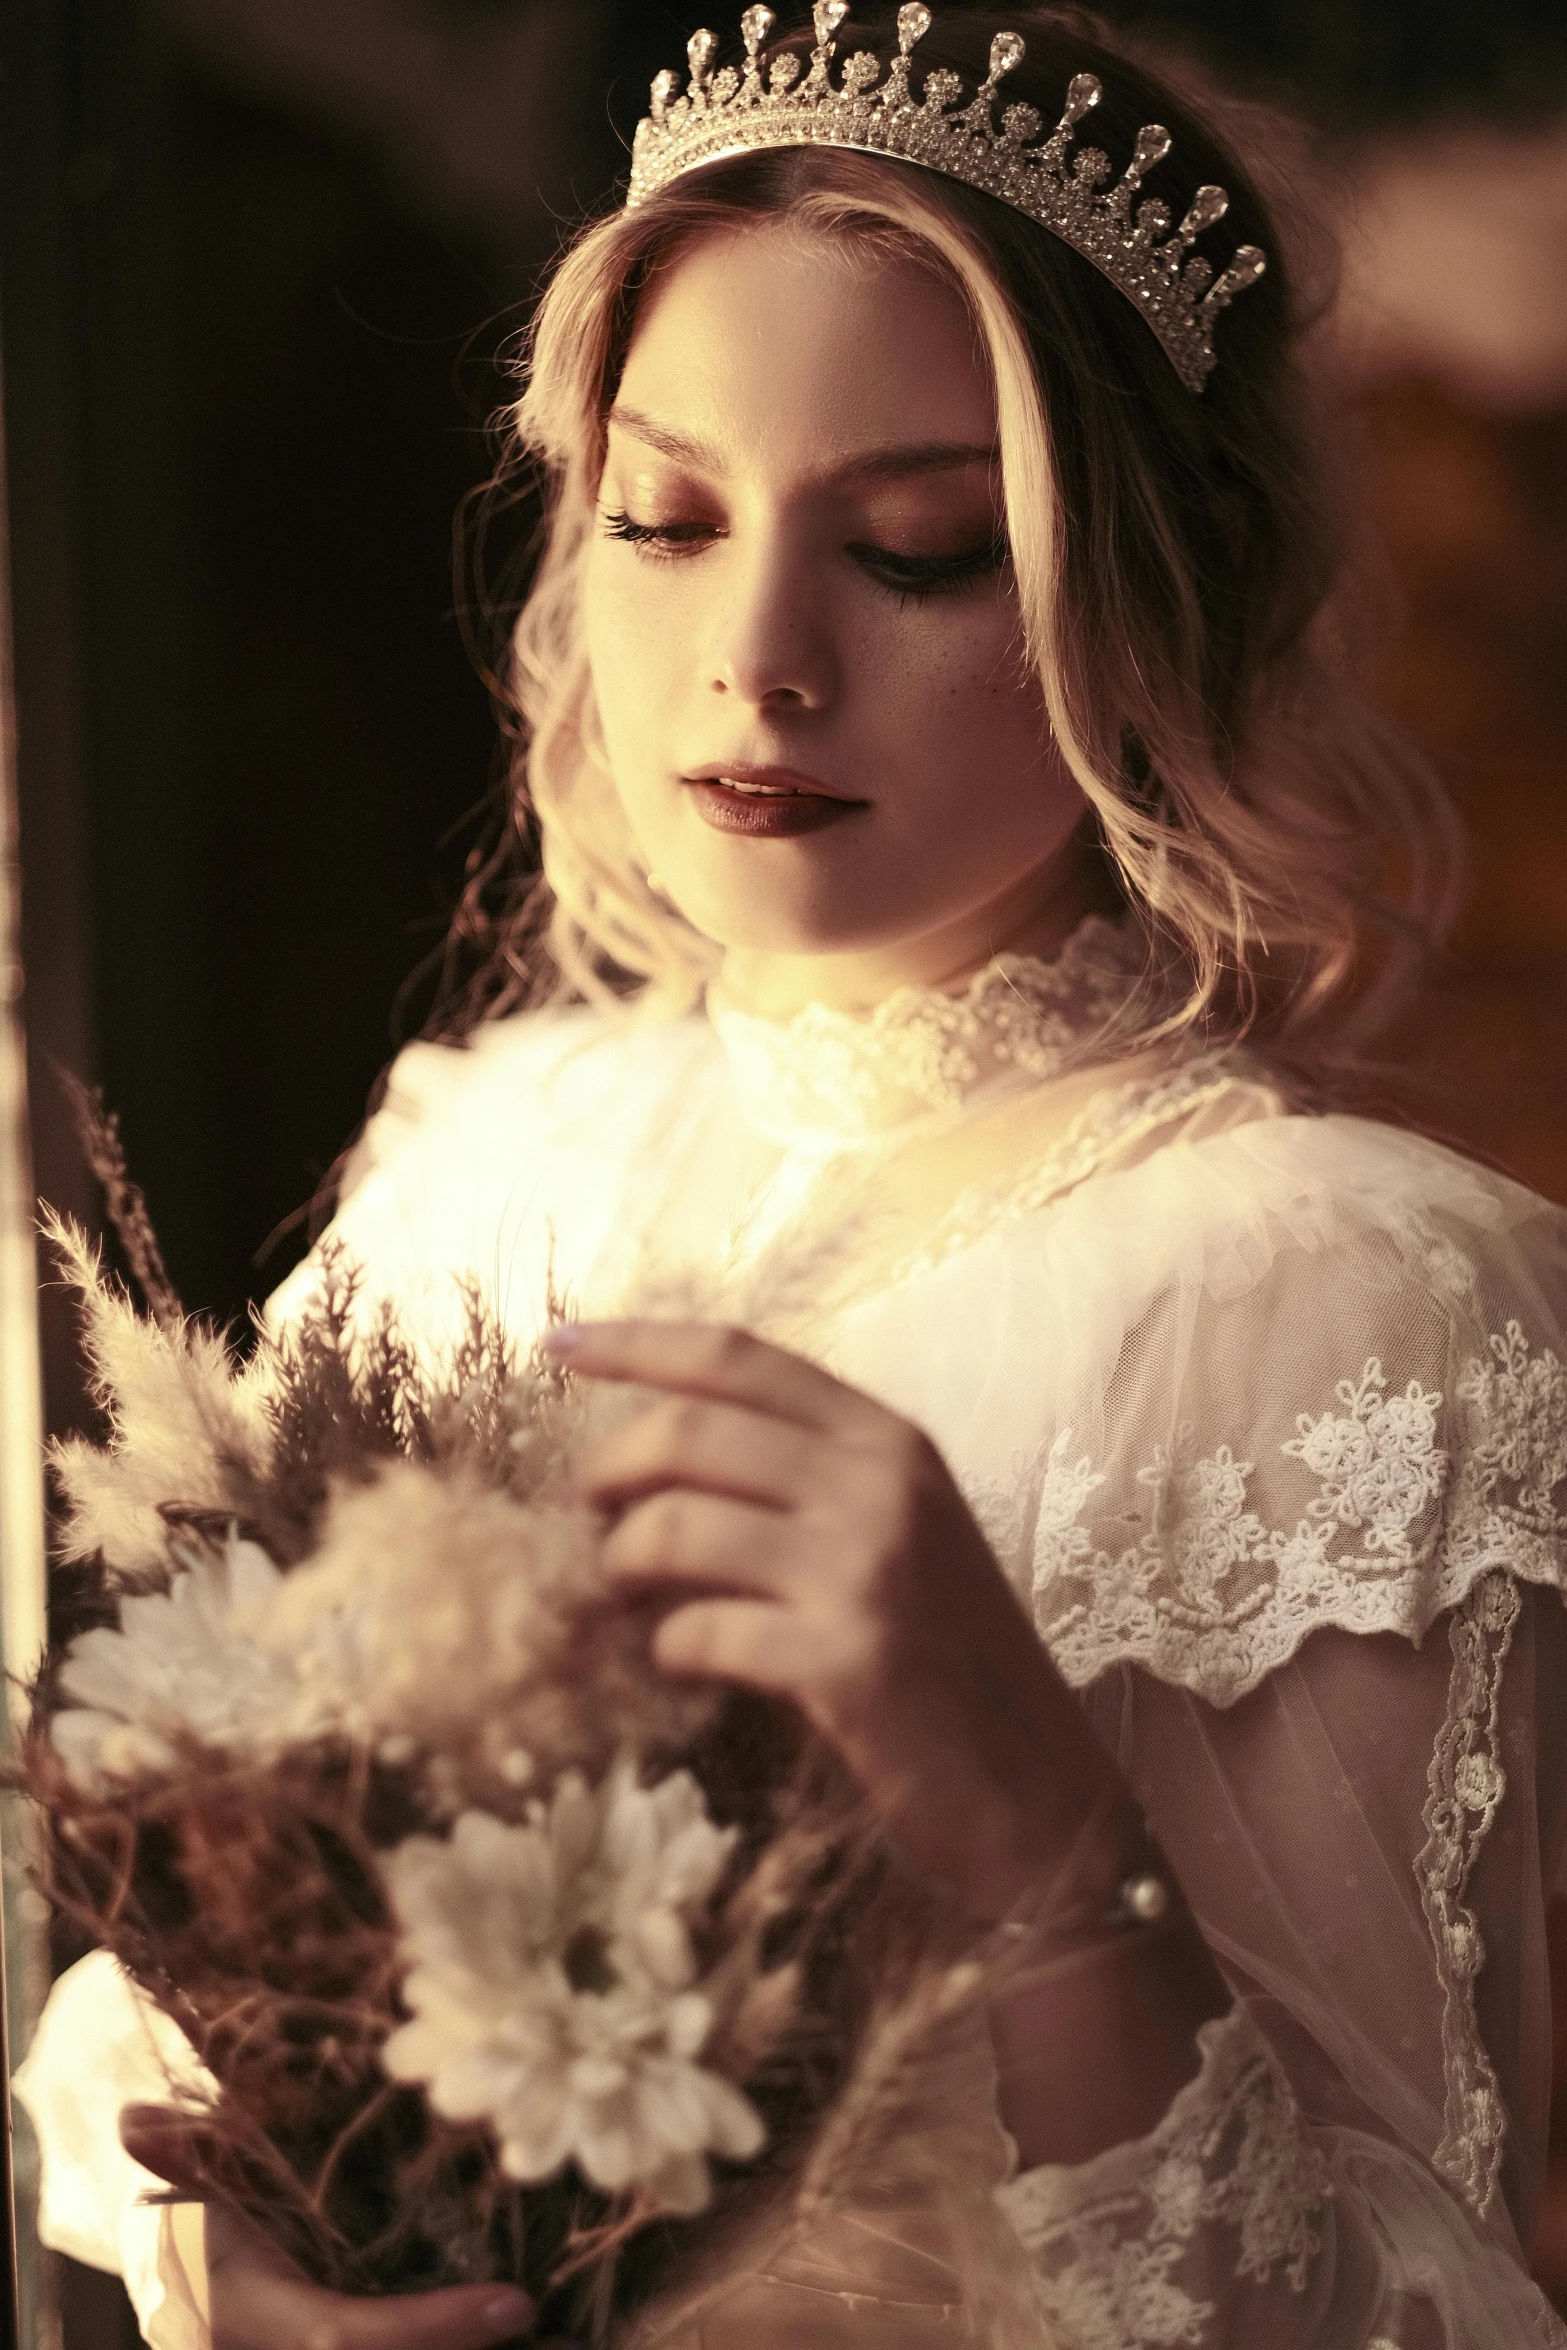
left=627, top=3, right=1266, bottom=393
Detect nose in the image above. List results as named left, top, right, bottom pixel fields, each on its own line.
left=703, top=524, right=837, bottom=712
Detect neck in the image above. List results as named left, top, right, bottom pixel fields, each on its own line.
left=718, top=842, right=1104, bottom=1020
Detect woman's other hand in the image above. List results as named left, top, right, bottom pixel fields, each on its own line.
left=120, top=2110, right=546, bottom=2350
left=206, top=2211, right=540, bottom=2350
left=550, top=1318, right=1124, bottom=1926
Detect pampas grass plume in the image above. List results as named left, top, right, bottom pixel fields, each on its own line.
left=43, top=1212, right=270, bottom=1582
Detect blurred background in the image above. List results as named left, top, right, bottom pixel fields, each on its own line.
left=1, top=0, right=1565, bottom=2340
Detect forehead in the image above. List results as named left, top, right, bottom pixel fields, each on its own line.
left=611, top=219, right=996, bottom=483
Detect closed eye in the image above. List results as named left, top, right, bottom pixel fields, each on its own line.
left=600, top=510, right=720, bottom=558
left=599, top=509, right=1008, bottom=602
left=847, top=536, right=1008, bottom=602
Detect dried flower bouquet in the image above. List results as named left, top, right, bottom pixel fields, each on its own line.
left=20, top=1194, right=1007, bottom=2343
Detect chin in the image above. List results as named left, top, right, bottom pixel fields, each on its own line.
left=664, top=870, right=876, bottom=949
left=648, top=870, right=819, bottom=949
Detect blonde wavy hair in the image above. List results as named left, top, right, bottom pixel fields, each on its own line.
left=453, top=3, right=1459, bottom=1058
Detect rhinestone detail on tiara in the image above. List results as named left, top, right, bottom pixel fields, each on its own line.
left=626, top=3, right=1266, bottom=393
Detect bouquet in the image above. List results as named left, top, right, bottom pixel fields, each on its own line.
left=20, top=1124, right=1038, bottom=2345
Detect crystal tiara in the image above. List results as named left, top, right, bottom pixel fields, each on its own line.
left=626, top=3, right=1267, bottom=394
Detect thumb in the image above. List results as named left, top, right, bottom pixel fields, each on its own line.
left=288, top=2281, right=540, bottom=2349
left=209, top=2251, right=542, bottom=2350
left=120, top=2101, right=212, bottom=2197
left=140, top=2164, right=546, bottom=2350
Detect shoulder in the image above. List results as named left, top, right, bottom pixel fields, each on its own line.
left=1025, top=1101, right=1566, bottom=1331
left=864, top=1096, right=1564, bottom=1447
left=268, top=1003, right=717, bottom=1346
left=343, top=1002, right=715, bottom=1197
left=1195, top=1105, right=1562, bottom=1243
left=934, top=1103, right=1567, bottom=1706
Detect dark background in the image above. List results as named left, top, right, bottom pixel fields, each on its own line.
left=3, top=3, right=1566, bottom=2341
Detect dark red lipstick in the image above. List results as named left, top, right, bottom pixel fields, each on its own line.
left=684, top=764, right=867, bottom=838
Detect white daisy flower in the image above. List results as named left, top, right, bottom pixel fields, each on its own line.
left=51, top=1534, right=322, bottom=1785
left=381, top=1764, right=765, bottom=2213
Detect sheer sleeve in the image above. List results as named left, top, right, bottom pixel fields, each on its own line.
left=987, top=1128, right=1567, bottom=2347
left=998, top=1599, right=1567, bottom=2346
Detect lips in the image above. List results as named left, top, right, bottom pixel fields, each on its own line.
left=683, top=765, right=867, bottom=839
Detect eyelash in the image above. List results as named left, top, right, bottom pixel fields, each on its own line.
left=598, top=510, right=1006, bottom=604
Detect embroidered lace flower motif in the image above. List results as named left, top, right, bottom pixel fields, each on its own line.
left=1001, top=2010, right=1328, bottom=2350
left=1034, top=1429, right=1269, bottom=1661
left=51, top=1535, right=308, bottom=1786
left=1457, top=1321, right=1567, bottom=1519
left=1032, top=1429, right=1108, bottom=1593
left=1141, top=1437, right=1266, bottom=1617
left=1453, top=1751, right=1503, bottom=1812
left=1282, top=1360, right=1447, bottom=1561
left=1030, top=2227, right=1209, bottom=2350
left=381, top=1764, right=765, bottom=2213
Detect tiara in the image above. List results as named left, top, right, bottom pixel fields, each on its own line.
left=626, top=3, right=1267, bottom=394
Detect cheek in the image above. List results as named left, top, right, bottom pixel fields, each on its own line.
left=582, top=546, right=704, bottom=749
left=876, top=606, right=1060, bottom=825
left=582, top=553, right=652, bottom=747
left=858, top=615, right=1084, bottom=921
left=581, top=553, right=705, bottom=872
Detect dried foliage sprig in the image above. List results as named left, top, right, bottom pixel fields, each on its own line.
left=55, top=1072, right=184, bottom=1333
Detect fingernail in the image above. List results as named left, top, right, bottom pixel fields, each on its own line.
left=481, top=2288, right=534, bottom=2338
left=542, top=1323, right=582, bottom=1354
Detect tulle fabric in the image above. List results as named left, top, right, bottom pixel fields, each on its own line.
left=18, top=957, right=1567, bottom=2345
left=15, top=1947, right=211, bottom=2349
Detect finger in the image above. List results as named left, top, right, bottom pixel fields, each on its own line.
left=602, top=1490, right=796, bottom=1593
left=121, top=2103, right=210, bottom=2195
left=288, top=2282, right=536, bottom=2350
left=545, top=1320, right=882, bottom=1437
left=652, top=1597, right=826, bottom=1690
left=202, top=2204, right=537, bottom=2350
left=574, top=1395, right=813, bottom=1511
left=213, top=2259, right=535, bottom=2350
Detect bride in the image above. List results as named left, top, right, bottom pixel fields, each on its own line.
left=18, top=5, right=1567, bottom=2345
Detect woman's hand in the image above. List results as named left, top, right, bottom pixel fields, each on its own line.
left=553, top=1320, right=1233, bottom=2170
left=204, top=2212, right=540, bottom=2350
left=550, top=1318, right=1124, bottom=1924
left=120, top=2111, right=545, bottom=2350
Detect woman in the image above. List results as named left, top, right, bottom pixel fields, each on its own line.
left=19, top=5, right=1567, bottom=2345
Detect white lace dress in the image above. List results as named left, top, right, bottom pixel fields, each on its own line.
left=18, top=920, right=1567, bottom=2348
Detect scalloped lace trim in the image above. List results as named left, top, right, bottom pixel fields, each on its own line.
left=1030, top=1316, right=1567, bottom=1708
left=1417, top=1567, right=1521, bottom=2218
left=997, top=2004, right=1329, bottom=2350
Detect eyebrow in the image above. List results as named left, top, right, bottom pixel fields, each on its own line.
left=606, top=405, right=997, bottom=485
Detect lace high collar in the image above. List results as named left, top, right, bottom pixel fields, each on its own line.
left=707, top=915, right=1144, bottom=1149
